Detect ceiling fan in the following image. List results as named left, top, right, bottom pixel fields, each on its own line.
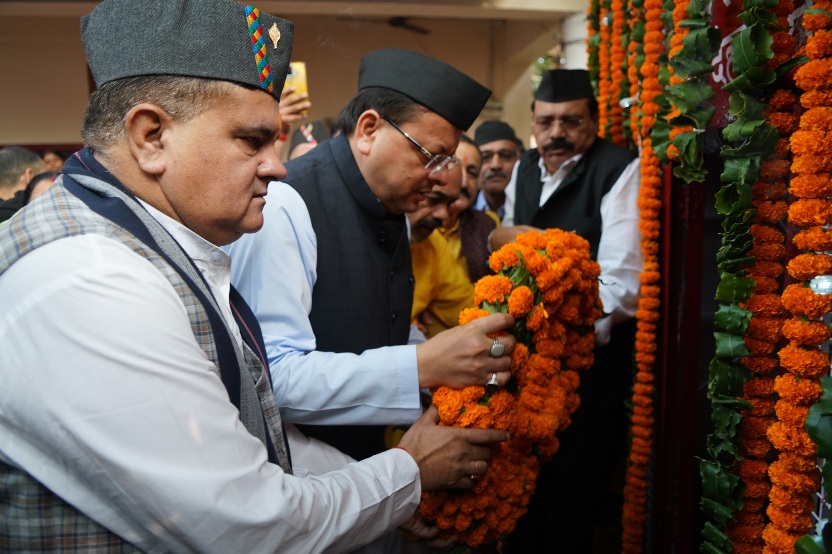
left=336, top=15, right=431, bottom=35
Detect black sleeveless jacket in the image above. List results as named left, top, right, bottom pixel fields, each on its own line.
left=285, top=135, right=414, bottom=458
left=515, top=139, right=638, bottom=409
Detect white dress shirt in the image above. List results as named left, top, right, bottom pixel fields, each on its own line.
left=0, top=202, right=419, bottom=554
left=502, top=152, right=643, bottom=345
left=225, top=182, right=423, bottom=426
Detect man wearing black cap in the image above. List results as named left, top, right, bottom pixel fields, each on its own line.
left=227, top=48, right=516, bottom=467
left=0, top=3, right=511, bottom=552
left=493, top=68, right=642, bottom=552
left=472, top=120, right=523, bottom=219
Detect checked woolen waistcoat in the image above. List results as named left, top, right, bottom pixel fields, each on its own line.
left=0, top=150, right=291, bottom=552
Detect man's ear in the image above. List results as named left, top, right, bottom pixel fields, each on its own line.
left=353, top=110, right=384, bottom=156
left=18, top=167, right=34, bottom=187
left=124, top=103, right=172, bottom=176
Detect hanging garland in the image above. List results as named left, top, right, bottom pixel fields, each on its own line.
left=790, top=2, right=832, bottom=551
left=619, top=0, right=664, bottom=550
left=698, top=0, right=787, bottom=550
left=419, top=229, right=603, bottom=549
left=598, top=0, right=614, bottom=134
left=608, top=0, right=630, bottom=146
left=626, top=0, right=645, bottom=141
left=727, top=2, right=799, bottom=552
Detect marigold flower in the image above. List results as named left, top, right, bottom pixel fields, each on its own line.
left=743, top=375, right=775, bottom=396
left=794, top=57, right=832, bottom=91
left=768, top=460, right=820, bottom=494
left=459, top=307, right=490, bottom=326
left=755, top=200, right=788, bottom=224
left=774, top=401, right=810, bottom=427
left=742, top=356, right=779, bottom=375
left=769, top=484, right=816, bottom=514
left=789, top=173, right=832, bottom=199
left=766, top=505, right=813, bottom=533
left=762, top=525, right=807, bottom=554
left=793, top=226, right=832, bottom=252
left=792, top=155, right=832, bottom=177
left=778, top=343, right=831, bottom=378
left=782, top=283, right=832, bottom=319
left=768, top=112, right=798, bottom=135
left=801, top=89, right=832, bottom=109
left=787, top=253, right=832, bottom=281
left=799, top=107, right=832, bottom=132
left=782, top=318, right=832, bottom=345
left=746, top=316, right=784, bottom=343
left=769, top=90, right=799, bottom=112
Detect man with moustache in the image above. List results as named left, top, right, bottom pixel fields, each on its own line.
left=227, top=48, right=516, bottom=467
left=409, top=159, right=473, bottom=338
left=472, top=120, right=522, bottom=220
left=492, top=69, right=642, bottom=552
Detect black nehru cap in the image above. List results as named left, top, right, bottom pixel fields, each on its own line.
left=289, top=121, right=331, bottom=153
left=358, top=48, right=491, bottom=130
left=474, top=120, right=520, bottom=147
left=535, top=69, right=596, bottom=103
left=81, top=0, right=294, bottom=100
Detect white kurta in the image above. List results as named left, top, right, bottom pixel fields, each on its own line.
left=0, top=203, right=420, bottom=554
left=225, top=182, right=423, bottom=426
left=502, top=154, right=643, bottom=345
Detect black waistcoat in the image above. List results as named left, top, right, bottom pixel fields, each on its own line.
left=285, top=135, right=414, bottom=459
left=515, top=139, right=638, bottom=409
left=514, top=139, right=636, bottom=258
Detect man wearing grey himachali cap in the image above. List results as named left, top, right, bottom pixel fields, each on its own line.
left=0, top=1, right=509, bottom=553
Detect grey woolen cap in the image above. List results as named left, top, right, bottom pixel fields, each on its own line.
left=81, top=0, right=294, bottom=99
left=358, top=48, right=491, bottom=131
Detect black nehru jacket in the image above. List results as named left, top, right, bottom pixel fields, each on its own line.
left=514, top=137, right=637, bottom=408
left=285, top=134, right=414, bottom=459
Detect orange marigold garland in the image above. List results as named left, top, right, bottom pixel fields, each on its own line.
left=619, top=0, right=663, bottom=550
left=788, top=2, right=832, bottom=549
left=700, top=0, right=801, bottom=551
left=730, top=3, right=798, bottom=547
left=420, top=229, right=603, bottom=548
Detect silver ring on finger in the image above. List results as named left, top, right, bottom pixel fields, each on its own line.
left=486, top=372, right=500, bottom=391
left=490, top=337, right=505, bottom=358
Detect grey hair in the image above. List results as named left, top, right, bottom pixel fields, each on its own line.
left=82, top=75, right=230, bottom=151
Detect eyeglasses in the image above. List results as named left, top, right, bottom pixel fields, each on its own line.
left=533, top=115, right=585, bottom=132
left=481, top=149, right=518, bottom=163
left=380, top=115, right=461, bottom=174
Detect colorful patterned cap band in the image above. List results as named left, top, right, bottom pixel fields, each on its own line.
left=81, top=0, right=294, bottom=100
left=289, top=120, right=331, bottom=153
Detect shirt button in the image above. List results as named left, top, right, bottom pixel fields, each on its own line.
left=378, top=231, right=388, bottom=244
left=390, top=269, right=396, bottom=281
left=391, top=311, right=398, bottom=324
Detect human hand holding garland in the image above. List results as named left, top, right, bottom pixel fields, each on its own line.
left=415, top=313, right=516, bottom=390
left=397, top=405, right=510, bottom=491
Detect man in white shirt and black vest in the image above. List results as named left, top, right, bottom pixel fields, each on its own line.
left=492, top=68, right=643, bottom=553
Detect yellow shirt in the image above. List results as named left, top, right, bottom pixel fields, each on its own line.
left=410, top=230, right=474, bottom=337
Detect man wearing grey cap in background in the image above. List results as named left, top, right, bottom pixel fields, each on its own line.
left=0, top=3, right=510, bottom=553
left=493, top=68, right=642, bottom=553
left=227, top=48, right=517, bottom=463
left=472, top=120, right=523, bottom=220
